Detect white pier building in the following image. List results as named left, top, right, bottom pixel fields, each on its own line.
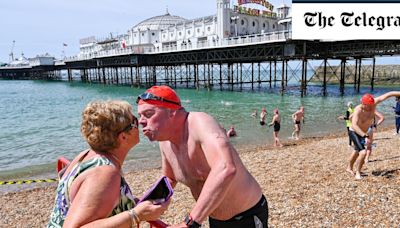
left=75, top=0, right=291, bottom=61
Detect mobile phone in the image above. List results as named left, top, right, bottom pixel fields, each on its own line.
left=139, top=176, right=173, bottom=204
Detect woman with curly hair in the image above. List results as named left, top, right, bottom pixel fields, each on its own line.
left=48, top=100, right=168, bottom=228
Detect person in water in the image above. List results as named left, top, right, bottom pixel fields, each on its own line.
left=251, top=109, right=258, bottom=118
left=291, top=106, right=305, bottom=140
left=347, top=92, right=400, bottom=180
left=227, top=125, right=237, bottom=137
left=260, top=107, right=267, bottom=126
left=136, top=85, right=268, bottom=228
left=48, top=100, right=169, bottom=227
left=269, top=109, right=283, bottom=147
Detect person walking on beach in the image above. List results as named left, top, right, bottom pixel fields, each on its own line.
left=338, top=102, right=355, bottom=146
left=48, top=100, right=168, bottom=227
left=269, top=109, right=283, bottom=147
left=347, top=92, right=400, bottom=180
left=260, top=107, right=267, bottom=126
left=393, top=96, right=400, bottom=135
left=136, top=85, right=268, bottom=228
left=291, top=106, right=305, bottom=140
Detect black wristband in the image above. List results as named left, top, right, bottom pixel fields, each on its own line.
left=184, top=215, right=201, bottom=228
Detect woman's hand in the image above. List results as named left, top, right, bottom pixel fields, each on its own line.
left=134, top=200, right=170, bottom=221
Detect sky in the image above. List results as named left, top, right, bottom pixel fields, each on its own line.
left=0, top=0, right=398, bottom=65
left=0, top=0, right=285, bottom=63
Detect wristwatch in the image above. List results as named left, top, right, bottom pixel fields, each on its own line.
left=184, top=215, right=201, bottom=228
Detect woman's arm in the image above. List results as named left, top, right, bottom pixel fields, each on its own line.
left=63, top=166, right=168, bottom=228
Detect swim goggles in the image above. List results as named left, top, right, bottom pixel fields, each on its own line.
left=136, top=92, right=181, bottom=106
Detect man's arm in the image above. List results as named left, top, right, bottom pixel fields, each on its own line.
left=374, top=111, right=385, bottom=126
left=188, top=114, right=237, bottom=224
left=375, top=91, right=400, bottom=105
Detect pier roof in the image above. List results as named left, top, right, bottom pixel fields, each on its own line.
left=132, top=13, right=188, bottom=32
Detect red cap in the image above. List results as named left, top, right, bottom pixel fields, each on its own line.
left=361, top=93, right=375, bottom=105
left=138, top=85, right=181, bottom=110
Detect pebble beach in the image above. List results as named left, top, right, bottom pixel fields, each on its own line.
left=1, top=129, right=399, bottom=227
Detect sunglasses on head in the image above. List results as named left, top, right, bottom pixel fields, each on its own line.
left=136, top=92, right=180, bottom=106
left=119, top=116, right=138, bottom=133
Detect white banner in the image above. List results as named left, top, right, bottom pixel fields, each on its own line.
left=292, top=3, right=400, bottom=40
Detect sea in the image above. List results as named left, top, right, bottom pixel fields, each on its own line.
left=0, top=80, right=398, bottom=182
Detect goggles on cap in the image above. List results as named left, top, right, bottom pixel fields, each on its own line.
left=136, top=92, right=181, bottom=106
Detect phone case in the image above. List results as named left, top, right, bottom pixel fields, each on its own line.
left=138, top=176, right=173, bottom=204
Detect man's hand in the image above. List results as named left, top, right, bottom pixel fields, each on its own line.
left=167, top=222, right=188, bottom=228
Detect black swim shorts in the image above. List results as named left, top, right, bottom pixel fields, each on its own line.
left=209, top=195, right=268, bottom=228
left=274, top=122, right=280, bottom=132
left=260, top=121, right=265, bottom=126
left=348, top=130, right=366, bottom=152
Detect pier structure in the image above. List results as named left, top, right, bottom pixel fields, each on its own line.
left=2, top=1, right=400, bottom=95
left=3, top=39, right=400, bottom=96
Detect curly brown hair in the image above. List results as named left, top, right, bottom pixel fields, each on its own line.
left=81, top=100, right=133, bottom=153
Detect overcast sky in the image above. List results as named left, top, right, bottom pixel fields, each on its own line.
left=0, top=0, right=398, bottom=65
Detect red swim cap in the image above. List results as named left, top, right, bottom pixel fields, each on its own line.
left=137, top=85, right=181, bottom=110
left=361, top=93, right=375, bottom=105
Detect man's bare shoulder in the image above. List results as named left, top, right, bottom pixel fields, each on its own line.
left=188, top=112, right=225, bottom=139
left=188, top=112, right=218, bottom=127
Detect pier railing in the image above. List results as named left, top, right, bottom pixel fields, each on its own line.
left=65, top=30, right=291, bottom=62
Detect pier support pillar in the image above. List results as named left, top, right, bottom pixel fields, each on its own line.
left=323, top=58, right=327, bottom=96
left=251, top=62, right=254, bottom=90
left=274, top=60, right=277, bottom=87
left=281, top=60, right=285, bottom=95
left=371, top=57, right=375, bottom=91
left=357, top=58, right=362, bottom=93
left=340, top=58, right=346, bottom=96
left=354, top=59, right=358, bottom=90
left=269, top=61, right=272, bottom=88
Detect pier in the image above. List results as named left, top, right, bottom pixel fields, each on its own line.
left=2, top=39, right=400, bottom=96
left=2, top=0, right=400, bottom=96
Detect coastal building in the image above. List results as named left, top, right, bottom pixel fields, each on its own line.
left=77, top=0, right=291, bottom=59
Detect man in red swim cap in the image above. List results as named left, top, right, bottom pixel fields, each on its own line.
left=136, top=85, right=267, bottom=228
left=347, top=91, right=400, bottom=180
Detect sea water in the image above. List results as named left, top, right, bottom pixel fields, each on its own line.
left=0, top=80, right=398, bottom=180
